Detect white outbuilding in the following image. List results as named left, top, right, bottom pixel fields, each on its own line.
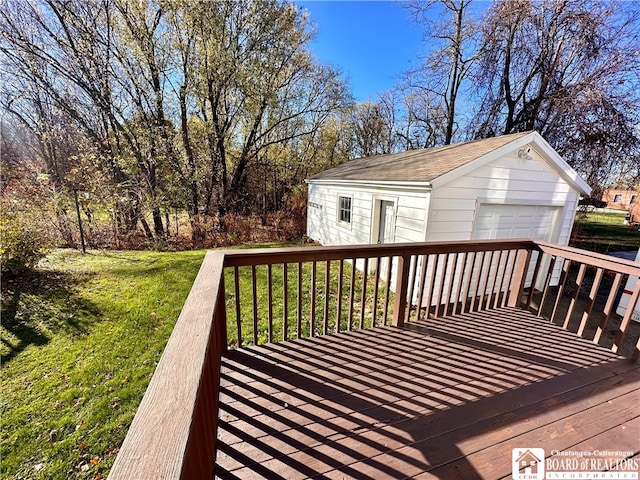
left=306, top=131, right=591, bottom=248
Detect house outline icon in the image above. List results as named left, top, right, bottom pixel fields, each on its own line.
left=516, top=449, right=542, bottom=475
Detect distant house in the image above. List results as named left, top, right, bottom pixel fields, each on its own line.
left=306, top=131, right=591, bottom=248
left=602, top=188, right=640, bottom=223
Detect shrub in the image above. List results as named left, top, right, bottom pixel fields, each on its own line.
left=0, top=208, right=52, bottom=275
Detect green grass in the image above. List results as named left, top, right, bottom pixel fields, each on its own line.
left=224, top=259, right=394, bottom=347
left=572, top=211, right=640, bottom=253
left=1, top=249, right=205, bottom=479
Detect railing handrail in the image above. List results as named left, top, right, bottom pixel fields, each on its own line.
left=222, top=239, right=537, bottom=267
left=534, top=240, right=640, bottom=276
left=108, top=251, right=226, bottom=480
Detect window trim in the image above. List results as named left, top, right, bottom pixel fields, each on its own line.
left=337, top=194, right=353, bottom=227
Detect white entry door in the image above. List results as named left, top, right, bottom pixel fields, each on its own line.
left=378, top=200, right=395, bottom=244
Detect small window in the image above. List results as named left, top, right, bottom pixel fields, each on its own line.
left=338, top=196, right=352, bottom=224
left=613, top=194, right=622, bottom=203
left=631, top=195, right=637, bottom=205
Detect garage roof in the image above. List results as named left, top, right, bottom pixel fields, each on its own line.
left=309, top=131, right=532, bottom=182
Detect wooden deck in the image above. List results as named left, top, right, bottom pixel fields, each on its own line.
left=216, top=307, right=640, bottom=479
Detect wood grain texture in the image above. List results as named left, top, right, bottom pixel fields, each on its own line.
left=108, top=251, right=226, bottom=480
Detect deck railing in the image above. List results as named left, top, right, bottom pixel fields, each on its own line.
left=107, top=239, right=640, bottom=480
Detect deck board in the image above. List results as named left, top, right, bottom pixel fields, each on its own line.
left=216, top=307, right=640, bottom=479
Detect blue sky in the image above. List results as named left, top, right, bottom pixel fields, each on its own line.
left=296, top=1, right=424, bottom=102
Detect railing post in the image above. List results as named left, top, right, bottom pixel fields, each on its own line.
left=216, top=273, right=228, bottom=355
left=507, top=248, right=532, bottom=308
left=393, top=253, right=410, bottom=327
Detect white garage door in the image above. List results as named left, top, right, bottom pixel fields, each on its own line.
left=473, top=204, right=560, bottom=241
left=473, top=204, right=561, bottom=290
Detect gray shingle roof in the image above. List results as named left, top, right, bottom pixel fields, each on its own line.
left=309, top=131, right=532, bottom=182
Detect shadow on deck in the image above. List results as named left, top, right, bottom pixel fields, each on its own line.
left=216, top=307, right=640, bottom=479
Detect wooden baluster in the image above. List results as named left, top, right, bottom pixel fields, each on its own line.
left=612, top=278, right=640, bottom=354
left=392, top=252, right=410, bottom=327
left=383, top=256, right=393, bottom=325
left=283, top=263, right=288, bottom=342
left=477, top=251, right=493, bottom=311
left=251, top=265, right=258, bottom=345
left=297, top=262, right=302, bottom=338
left=460, top=252, right=476, bottom=313
left=550, top=258, right=571, bottom=324
left=536, top=255, right=556, bottom=317
left=469, top=252, right=485, bottom=312
left=372, top=257, right=381, bottom=327
left=336, top=259, right=344, bottom=333
left=348, top=258, right=356, bottom=330
left=452, top=252, right=468, bottom=315
left=444, top=253, right=458, bottom=316
left=563, top=263, right=586, bottom=330
left=360, top=258, right=369, bottom=329
left=425, top=254, right=437, bottom=318
left=310, top=261, right=317, bottom=337
left=416, top=254, right=429, bottom=321
left=578, top=267, right=603, bottom=337
left=594, top=272, right=622, bottom=343
left=234, top=266, right=242, bottom=348
left=267, top=264, right=273, bottom=343
left=405, top=255, right=418, bottom=323
left=525, top=251, right=543, bottom=310
left=492, top=250, right=506, bottom=310
left=501, top=250, right=517, bottom=308
left=324, top=260, right=331, bottom=335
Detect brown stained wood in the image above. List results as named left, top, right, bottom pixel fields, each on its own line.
left=612, top=278, right=640, bottom=354
left=501, top=250, right=518, bottom=309
left=537, top=255, right=557, bottom=317
left=383, top=256, right=393, bottom=326
left=251, top=265, right=258, bottom=345
left=108, top=252, right=226, bottom=480
left=577, top=267, right=602, bottom=338
left=222, top=239, right=536, bottom=268
left=469, top=251, right=485, bottom=312
left=234, top=266, right=242, bottom=347
left=525, top=250, right=543, bottom=310
left=484, top=250, right=499, bottom=310
left=283, top=264, right=288, bottom=342
left=477, top=251, right=493, bottom=311
left=360, top=257, right=369, bottom=329
left=444, top=253, right=458, bottom=317
left=435, top=254, right=449, bottom=318
left=311, top=261, right=317, bottom=337
left=347, top=259, right=357, bottom=331
left=393, top=254, right=410, bottom=327
left=535, top=240, right=640, bottom=277
left=416, top=255, right=429, bottom=322
left=492, top=250, right=506, bottom=310
left=216, top=306, right=640, bottom=480
left=336, top=259, right=344, bottom=333
left=461, top=252, right=475, bottom=313
left=297, top=262, right=302, bottom=339
left=372, top=257, right=381, bottom=327
left=594, top=272, right=623, bottom=343
left=452, top=252, right=468, bottom=316
left=508, top=249, right=531, bottom=308
left=563, top=263, right=586, bottom=330
left=406, top=255, right=418, bottom=323
left=267, top=264, right=273, bottom=344
left=425, top=254, right=438, bottom=318
left=324, top=261, right=331, bottom=335
left=550, top=258, right=571, bottom=323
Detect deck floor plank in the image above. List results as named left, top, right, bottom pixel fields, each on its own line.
left=216, top=307, right=640, bottom=479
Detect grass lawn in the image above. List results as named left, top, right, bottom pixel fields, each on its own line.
left=1, top=249, right=205, bottom=479
left=571, top=210, right=640, bottom=253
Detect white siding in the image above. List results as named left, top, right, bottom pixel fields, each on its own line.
left=426, top=150, right=578, bottom=246
left=307, top=183, right=430, bottom=246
